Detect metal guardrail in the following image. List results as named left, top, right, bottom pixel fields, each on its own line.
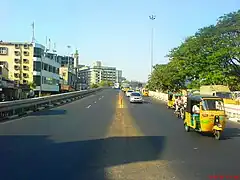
left=0, top=88, right=103, bottom=120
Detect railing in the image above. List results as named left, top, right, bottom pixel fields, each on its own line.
left=0, top=88, right=103, bottom=120
left=149, top=91, right=240, bottom=123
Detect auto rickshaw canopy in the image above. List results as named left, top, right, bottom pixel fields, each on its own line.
left=186, top=95, right=223, bottom=113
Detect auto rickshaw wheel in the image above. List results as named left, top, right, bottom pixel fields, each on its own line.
left=184, top=123, right=190, bottom=132
left=214, top=130, right=221, bottom=140
left=215, top=131, right=221, bottom=140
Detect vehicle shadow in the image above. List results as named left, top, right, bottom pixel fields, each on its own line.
left=0, top=135, right=166, bottom=180
left=221, top=127, right=240, bottom=140
left=199, top=127, right=240, bottom=140
left=29, top=109, right=67, bottom=116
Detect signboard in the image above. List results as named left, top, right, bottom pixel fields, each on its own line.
left=7, top=81, right=14, bottom=88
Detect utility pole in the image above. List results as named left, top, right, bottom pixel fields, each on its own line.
left=67, top=45, right=71, bottom=68
left=31, top=22, right=35, bottom=43
left=149, top=14, right=156, bottom=74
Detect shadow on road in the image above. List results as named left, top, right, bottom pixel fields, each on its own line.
left=0, top=135, right=166, bottom=180
left=221, top=127, right=240, bottom=140
left=194, top=127, right=240, bottom=140
left=30, top=109, right=67, bottom=116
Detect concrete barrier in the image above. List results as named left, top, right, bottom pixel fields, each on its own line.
left=0, top=88, right=103, bottom=121
left=149, top=91, right=240, bottom=123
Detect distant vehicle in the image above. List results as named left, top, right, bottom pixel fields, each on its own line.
left=129, top=92, right=143, bottom=103
left=126, top=90, right=134, bottom=97
left=114, top=83, right=120, bottom=89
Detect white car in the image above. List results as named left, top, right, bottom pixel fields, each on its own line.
left=129, top=92, right=143, bottom=103
left=126, top=90, right=134, bottom=97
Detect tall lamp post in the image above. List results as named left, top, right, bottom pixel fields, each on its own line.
left=149, top=14, right=156, bottom=74
left=67, top=45, right=71, bottom=68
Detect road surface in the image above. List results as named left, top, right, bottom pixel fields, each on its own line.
left=0, top=89, right=240, bottom=180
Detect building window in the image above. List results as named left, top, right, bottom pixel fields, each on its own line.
left=23, top=59, right=29, bottom=64
left=14, top=80, right=20, bottom=86
left=15, top=44, right=20, bottom=49
left=34, top=47, right=44, bottom=58
left=24, top=44, right=29, bottom=49
left=14, top=73, right=20, bottom=78
left=24, top=51, right=29, bottom=56
left=0, top=47, right=8, bottom=55
left=14, top=59, right=20, bottom=64
left=15, top=51, right=20, bottom=56
left=63, top=72, right=66, bottom=76
left=23, top=80, right=28, bottom=84
left=33, top=61, right=41, bottom=71
left=23, top=73, right=29, bottom=78
left=52, top=67, right=56, bottom=73
left=49, top=65, right=52, bottom=72
left=14, top=65, right=20, bottom=70
left=43, top=63, right=48, bottom=71
left=23, top=66, right=29, bottom=71
left=33, top=75, right=41, bottom=86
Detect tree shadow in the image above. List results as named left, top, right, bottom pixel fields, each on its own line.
left=0, top=135, right=166, bottom=180
left=29, top=109, right=67, bottom=116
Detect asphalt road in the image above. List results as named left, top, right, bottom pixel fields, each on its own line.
left=0, top=89, right=240, bottom=180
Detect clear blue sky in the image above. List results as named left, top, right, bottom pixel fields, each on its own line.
left=1, top=0, right=239, bottom=82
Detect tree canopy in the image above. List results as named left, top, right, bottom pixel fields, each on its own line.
left=148, top=10, right=240, bottom=92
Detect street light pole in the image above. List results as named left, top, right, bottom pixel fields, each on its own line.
left=149, top=14, right=156, bottom=74
left=67, top=45, right=71, bottom=68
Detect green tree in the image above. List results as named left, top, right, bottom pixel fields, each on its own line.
left=91, top=83, right=99, bottom=88
left=28, top=82, right=36, bottom=90
left=149, top=10, right=240, bottom=91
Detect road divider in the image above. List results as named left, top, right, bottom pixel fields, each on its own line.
left=149, top=91, right=240, bottom=123
left=0, top=88, right=103, bottom=121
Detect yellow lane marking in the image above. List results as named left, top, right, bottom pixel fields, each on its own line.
left=103, top=91, right=178, bottom=180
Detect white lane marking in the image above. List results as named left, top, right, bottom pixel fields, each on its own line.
left=99, top=97, right=102, bottom=100
left=102, top=96, right=104, bottom=98
left=94, top=101, right=97, bottom=103
left=86, top=105, right=91, bottom=108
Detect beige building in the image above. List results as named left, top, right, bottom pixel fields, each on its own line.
left=59, top=66, right=77, bottom=92
left=0, top=42, right=34, bottom=85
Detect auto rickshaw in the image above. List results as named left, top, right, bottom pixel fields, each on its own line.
left=183, top=95, right=226, bottom=140
left=142, top=89, right=149, bottom=96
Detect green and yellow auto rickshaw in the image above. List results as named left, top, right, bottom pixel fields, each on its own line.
left=183, top=95, right=226, bottom=140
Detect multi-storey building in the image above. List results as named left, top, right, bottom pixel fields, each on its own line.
left=61, top=55, right=74, bottom=68
left=33, top=43, right=61, bottom=96
left=0, top=42, right=33, bottom=85
left=59, top=66, right=77, bottom=92
left=78, top=65, right=90, bottom=89
left=78, top=61, right=121, bottom=87
left=0, top=42, right=34, bottom=99
left=116, top=70, right=122, bottom=83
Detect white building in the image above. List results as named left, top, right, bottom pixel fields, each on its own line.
left=90, top=61, right=116, bottom=84
left=33, top=43, right=61, bottom=96
left=78, top=61, right=122, bottom=87
left=116, top=70, right=122, bottom=83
